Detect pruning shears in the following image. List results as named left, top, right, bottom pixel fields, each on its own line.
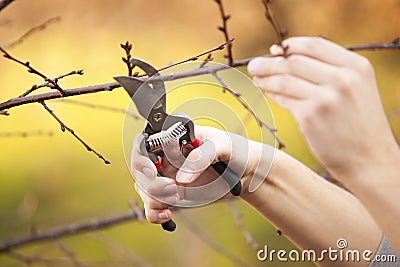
left=114, top=58, right=242, bottom=232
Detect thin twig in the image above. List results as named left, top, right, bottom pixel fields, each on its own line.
left=155, top=40, right=230, bottom=73
left=261, top=0, right=288, bottom=54
left=20, top=69, right=84, bottom=97
left=227, top=200, right=261, bottom=250
left=1, top=39, right=397, bottom=112
left=7, top=250, right=69, bottom=266
left=347, top=37, right=400, bottom=51
left=0, top=211, right=143, bottom=252
left=54, top=239, right=89, bottom=267
left=199, top=53, right=214, bottom=68
left=5, top=17, right=61, bottom=49
left=0, top=0, right=15, bottom=12
left=215, top=0, right=234, bottom=65
left=56, top=99, right=140, bottom=120
left=0, top=47, right=68, bottom=96
left=0, top=110, right=10, bottom=115
left=211, top=71, right=285, bottom=149
left=177, top=209, right=253, bottom=267
left=40, top=101, right=111, bottom=164
left=129, top=200, right=145, bottom=223
left=120, top=41, right=134, bottom=76
left=92, top=233, right=155, bottom=267
left=0, top=130, right=53, bottom=138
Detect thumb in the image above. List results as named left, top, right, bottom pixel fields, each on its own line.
left=176, top=139, right=217, bottom=184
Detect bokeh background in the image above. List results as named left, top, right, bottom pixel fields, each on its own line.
left=0, top=0, right=399, bottom=266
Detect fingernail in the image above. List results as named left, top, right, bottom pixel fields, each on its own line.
left=162, top=184, right=177, bottom=195
left=247, top=58, right=263, bottom=75
left=142, top=167, right=154, bottom=178
left=158, top=211, right=169, bottom=220
left=270, top=44, right=284, bottom=55
left=164, top=195, right=178, bottom=205
left=176, top=169, right=194, bottom=183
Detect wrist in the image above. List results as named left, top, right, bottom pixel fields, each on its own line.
left=337, top=141, right=400, bottom=189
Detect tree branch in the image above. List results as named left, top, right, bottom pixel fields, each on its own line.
left=40, top=101, right=111, bottom=164
left=346, top=37, right=400, bottom=51
left=261, top=0, right=287, bottom=53
left=215, top=0, right=234, bottom=65
left=176, top=209, right=253, bottom=267
left=5, top=16, right=61, bottom=49
left=54, top=240, right=89, bottom=267
left=1, top=40, right=397, bottom=113
left=20, top=69, right=84, bottom=97
left=0, top=130, right=53, bottom=138
left=57, top=99, right=140, bottom=120
left=227, top=200, right=261, bottom=250
left=0, top=0, right=15, bottom=12
left=0, top=211, right=143, bottom=253
left=211, top=70, right=285, bottom=149
left=0, top=47, right=68, bottom=96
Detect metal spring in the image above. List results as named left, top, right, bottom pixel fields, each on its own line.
left=146, top=123, right=187, bottom=151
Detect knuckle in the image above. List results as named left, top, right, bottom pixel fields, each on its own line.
left=356, top=56, right=374, bottom=75
left=146, top=212, right=159, bottom=224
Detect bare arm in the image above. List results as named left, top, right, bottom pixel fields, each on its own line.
left=248, top=36, right=400, bottom=251
left=132, top=126, right=382, bottom=267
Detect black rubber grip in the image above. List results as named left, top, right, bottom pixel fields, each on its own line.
left=161, top=219, right=176, bottom=232
left=211, top=161, right=242, bottom=196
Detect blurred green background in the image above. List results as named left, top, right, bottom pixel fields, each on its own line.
left=0, top=0, right=399, bottom=266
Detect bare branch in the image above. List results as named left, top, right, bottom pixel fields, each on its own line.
left=215, top=0, right=234, bottom=65
left=129, top=200, right=145, bottom=223
left=0, top=211, right=143, bottom=252
left=155, top=40, right=231, bottom=73
left=0, top=0, right=15, bottom=12
left=347, top=37, right=400, bottom=51
left=121, top=41, right=134, bottom=76
left=5, top=17, right=61, bottom=49
left=0, top=47, right=68, bottom=96
left=40, top=101, right=111, bottom=164
left=20, top=69, right=84, bottom=97
left=199, top=53, right=214, bottom=68
left=0, top=110, right=9, bottom=116
left=7, top=250, right=70, bottom=266
left=261, top=0, right=287, bottom=53
left=176, top=209, right=253, bottom=267
left=0, top=130, right=53, bottom=138
left=211, top=70, right=285, bottom=149
left=227, top=200, right=261, bottom=250
left=54, top=240, right=89, bottom=267
left=57, top=99, right=140, bottom=120
left=1, top=40, right=397, bottom=113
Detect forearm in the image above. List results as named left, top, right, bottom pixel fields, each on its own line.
left=342, top=145, right=400, bottom=253
left=240, top=148, right=382, bottom=267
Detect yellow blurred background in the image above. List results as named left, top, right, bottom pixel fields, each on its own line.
left=0, top=0, right=399, bottom=266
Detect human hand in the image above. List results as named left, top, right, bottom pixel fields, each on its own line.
left=131, top=125, right=274, bottom=225
left=248, top=37, right=398, bottom=181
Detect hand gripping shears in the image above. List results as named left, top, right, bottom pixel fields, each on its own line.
left=114, top=58, right=242, bottom=232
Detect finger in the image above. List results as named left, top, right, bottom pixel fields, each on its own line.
left=248, top=54, right=341, bottom=86
left=253, top=74, right=321, bottom=99
left=277, top=36, right=359, bottom=67
left=145, top=207, right=173, bottom=224
left=135, top=181, right=178, bottom=208
left=265, top=92, right=302, bottom=112
left=135, top=176, right=178, bottom=199
left=175, top=140, right=218, bottom=184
